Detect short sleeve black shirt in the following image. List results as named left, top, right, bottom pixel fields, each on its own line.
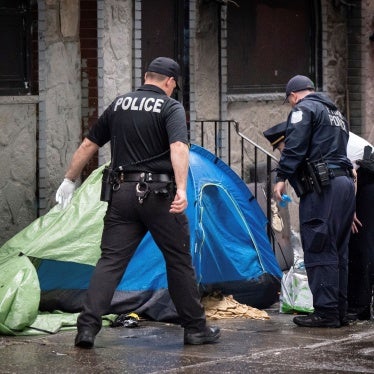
left=87, top=84, right=188, bottom=173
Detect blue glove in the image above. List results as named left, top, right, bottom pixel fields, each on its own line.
left=279, top=194, right=292, bottom=208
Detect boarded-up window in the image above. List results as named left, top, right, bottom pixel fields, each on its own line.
left=227, top=0, right=321, bottom=94
left=0, top=0, right=37, bottom=95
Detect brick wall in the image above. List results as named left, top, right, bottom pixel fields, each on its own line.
left=347, top=0, right=362, bottom=134
left=80, top=0, right=98, bottom=180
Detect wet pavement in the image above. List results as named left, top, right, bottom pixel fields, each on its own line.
left=0, top=304, right=373, bottom=373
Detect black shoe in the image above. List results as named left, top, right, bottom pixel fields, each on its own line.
left=75, top=329, right=96, bottom=349
left=340, top=317, right=350, bottom=327
left=356, top=308, right=371, bottom=320
left=346, top=312, right=359, bottom=321
left=184, top=326, right=221, bottom=345
left=293, top=313, right=340, bottom=328
left=347, top=306, right=371, bottom=321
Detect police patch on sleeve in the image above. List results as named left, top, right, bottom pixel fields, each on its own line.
left=290, top=110, right=303, bottom=124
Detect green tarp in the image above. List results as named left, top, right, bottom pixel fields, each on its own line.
left=0, top=166, right=108, bottom=335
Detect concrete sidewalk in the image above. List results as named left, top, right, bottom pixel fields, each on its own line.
left=1, top=304, right=373, bottom=373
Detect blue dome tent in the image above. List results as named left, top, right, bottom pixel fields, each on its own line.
left=0, top=145, right=281, bottom=332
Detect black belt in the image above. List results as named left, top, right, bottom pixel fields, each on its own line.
left=328, top=168, right=352, bottom=178
left=117, top=172, right=174, bottom=183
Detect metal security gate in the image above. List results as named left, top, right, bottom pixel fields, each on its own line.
left=191, top=120, right=278, bottom=243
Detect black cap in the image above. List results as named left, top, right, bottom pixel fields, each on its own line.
left=263, top=122, right=288, bottom=150
left=284, top=75, right=315, bottom=103
left=147, top=57, right=181, bottom=90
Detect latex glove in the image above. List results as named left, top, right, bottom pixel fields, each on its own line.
left=56, top=178, right=76, bottom=209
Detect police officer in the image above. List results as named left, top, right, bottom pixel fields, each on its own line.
left=346, top=132, right=374, bottom=321
left=55, top=57, right=220, bottom=348
left=273, top=75, right=355, bottom=327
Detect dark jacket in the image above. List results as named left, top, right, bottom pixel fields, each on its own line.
left=276, top=92, right=352, bottom=183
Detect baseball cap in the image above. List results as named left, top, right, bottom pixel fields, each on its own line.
left=284, top=75, right=315, bottom=103
left=147, top=57, right=181, bottom=90
left=263, top=121, right=288, bottom=150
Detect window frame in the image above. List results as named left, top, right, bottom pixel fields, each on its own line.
left=226, top=0, right=322, bottom=95
left=0, top=0, right=37, bottom=96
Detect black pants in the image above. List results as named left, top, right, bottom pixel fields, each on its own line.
left=347, top=169, right=374, bottom=315
left=77, top=181, right=206, bottom=334
left=300, top=175, right=355, bottom=320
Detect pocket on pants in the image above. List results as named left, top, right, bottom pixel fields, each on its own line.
left=174, top=212, right=189, bottom=228
left=301, top=218, right=329, bottom=253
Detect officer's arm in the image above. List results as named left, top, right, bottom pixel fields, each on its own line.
left=278, top=107, right=312, bottom=177
left=170, top=141, right=188, bottom=189
left=169, top=141, right=189, bottom=213
left=65, top=138, right=100, bottom=181
left=56, top=138, right=100, bottom=208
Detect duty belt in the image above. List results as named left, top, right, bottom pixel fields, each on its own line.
left=117, top=172, right=174, bottom=183
left=328, top=168, right=352, bottom=178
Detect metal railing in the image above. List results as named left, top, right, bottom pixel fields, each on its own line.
left=190, top=120, right=278, bottom=242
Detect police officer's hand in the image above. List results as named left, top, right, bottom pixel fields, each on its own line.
left=56, top=178, right=76, bottom=209
left=273, top=181, right=286, bottom=202
left=169, top=189, right=188, bottom=214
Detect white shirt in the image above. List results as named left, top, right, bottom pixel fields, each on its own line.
left=347, top=132, right=373, bottom=169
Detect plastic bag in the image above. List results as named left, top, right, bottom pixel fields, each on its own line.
left=279, top=260, right=314, bottom=314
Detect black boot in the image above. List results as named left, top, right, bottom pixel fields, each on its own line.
left=293, top=313, right=340, bottom=328
left=347, top=305, right=371, bottom=321
left=184, top=326, right=221, bottom=345
left=75, top=329, right=96, bottom=349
